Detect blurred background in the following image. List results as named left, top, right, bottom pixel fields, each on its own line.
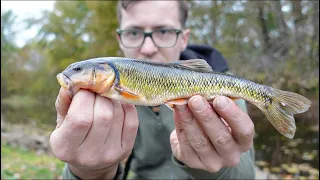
left=1, top=1, right=319, bottom=179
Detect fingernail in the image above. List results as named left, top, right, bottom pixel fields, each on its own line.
left=175, top=105, right=187, bottom=112
left=191, top=97, right=205, bottom=111
left=215, top=96, right=229, bottom=109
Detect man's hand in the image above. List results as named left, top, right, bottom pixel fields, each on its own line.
left=50, top=88, right=139, bottom=179
left=170, top=95, right=254, bottom=173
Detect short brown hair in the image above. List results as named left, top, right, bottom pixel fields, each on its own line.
left=116, top=0, right=189, bottom=28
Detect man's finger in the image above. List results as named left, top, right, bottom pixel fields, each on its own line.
left=121, top=104, right=139, bottom=152
left=104, top=99, right=125, bottom=147
left=174, top=104, right=222, bottom=172
left=50, top=90, right=95, bottom=161
left=81, top=95, right=114, bottom=148
left=55, top=87, right=72, bottom=128
left=212, top=96, right=254, bottom=151
left=171, top=109, right=205, bottom=169
left=56, top=90, right=95, bottom=148
left=188, top=95, right=240, bottom=166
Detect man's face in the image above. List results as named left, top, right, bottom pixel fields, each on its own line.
left=117, top=1, right=190, bottom=63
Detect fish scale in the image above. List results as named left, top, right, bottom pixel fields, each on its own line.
left=111, top=59, right=272, bottom=106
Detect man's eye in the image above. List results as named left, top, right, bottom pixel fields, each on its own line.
left=130, top=31, right=137, bottom=35
left=123, top=30, right=141, bottom=38
left=159, top=29, right=168, bottom=34
left=129, top=31, right=139, bottom=36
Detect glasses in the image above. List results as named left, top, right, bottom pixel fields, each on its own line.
left=116, top=28, right=182, bottom=48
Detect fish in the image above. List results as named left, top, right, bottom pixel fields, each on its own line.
left=56, top=57, right=312, bottom=139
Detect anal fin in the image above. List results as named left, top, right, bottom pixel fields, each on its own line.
left=229, top=97, right=241, bottom=101
left=165, top=104, right=175, bottom=111
left=165, top=98, right=189, bottom=111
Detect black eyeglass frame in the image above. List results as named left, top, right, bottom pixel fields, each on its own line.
left=116, top=28, right=183, bottom=48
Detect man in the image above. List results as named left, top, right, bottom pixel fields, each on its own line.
left=51, top=1, right=256, bottom=179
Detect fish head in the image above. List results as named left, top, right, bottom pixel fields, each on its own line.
left=57, top=60, right=115, bottom=97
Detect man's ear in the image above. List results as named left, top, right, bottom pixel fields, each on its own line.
left=116, top=33, right=121, bottom=43
left=181, top=28, right=190, bottom=51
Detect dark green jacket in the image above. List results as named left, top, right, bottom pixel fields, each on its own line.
left=62, top=45, right=256, bottom=179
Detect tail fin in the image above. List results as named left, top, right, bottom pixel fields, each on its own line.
left=257, top=87, right=311, bottom=139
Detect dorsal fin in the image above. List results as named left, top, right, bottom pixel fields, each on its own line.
left=175, top=59, right=213, bottom=72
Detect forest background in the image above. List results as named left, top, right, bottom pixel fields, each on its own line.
left=1, top=1, right=319, bottom=179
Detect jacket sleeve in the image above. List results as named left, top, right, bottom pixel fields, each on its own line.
left=62, top=164, right=79, bottom=180
left=171, top=99, right=256, bottom=179
left=172, top=146, right=255, bottom=179
left=62, top=163, right=124, bottom=180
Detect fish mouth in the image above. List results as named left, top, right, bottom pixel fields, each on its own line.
left=57, top=73, right=73, bottom=89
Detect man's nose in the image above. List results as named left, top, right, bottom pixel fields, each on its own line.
left=140, top=37, right=158, bottom=56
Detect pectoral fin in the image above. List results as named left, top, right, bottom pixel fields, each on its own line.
left=114, top=86, right=141, bottom=100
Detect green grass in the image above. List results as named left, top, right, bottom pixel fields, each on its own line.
left=1, top=143, right=65, bottom=179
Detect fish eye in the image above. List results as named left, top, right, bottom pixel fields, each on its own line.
left=73, top=67, right=82, bottom=72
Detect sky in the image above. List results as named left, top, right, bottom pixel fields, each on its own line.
left=1, top=1, right=55, bottom=47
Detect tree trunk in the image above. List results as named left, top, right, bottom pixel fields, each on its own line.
left=310, top=1, right=319, bottom=60
left=270, top=1, right=290, bottom=57
left=258, top=4, right=271, bottom=53
left=292, top=0, right=303, bottom=31
left=210, top=1, right=217, bottom=44
left=272, top=1, right=288, bottom=36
